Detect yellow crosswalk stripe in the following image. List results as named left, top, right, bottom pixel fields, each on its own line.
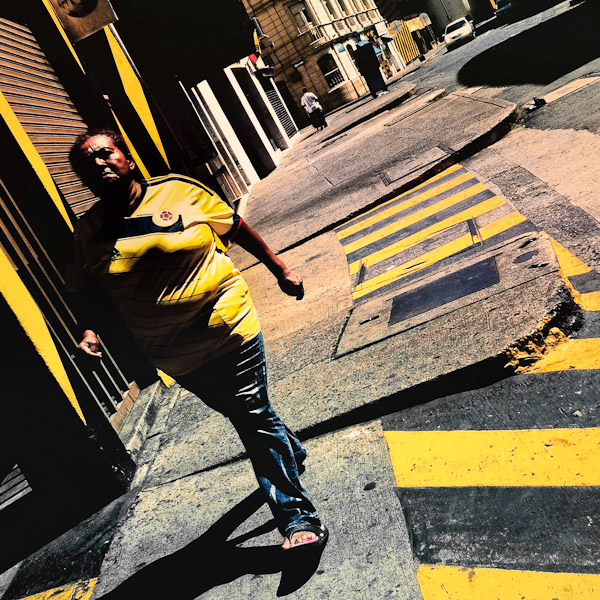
left=477, top=211, right=527, bottom=239
left=384, top=428, right=600, bottom=487
left=349, top=196, right=506, bottom=275
left=343, top=183, right=487, bottom=255
left=337, top=171, right=475, bottom=241
left=525, top=338, right=600, bottom=372
left=352, top=212, right=526, bottom=299
left=338, top=164, right=464, bottom=233
left=417, top=565, right=600, bottom=600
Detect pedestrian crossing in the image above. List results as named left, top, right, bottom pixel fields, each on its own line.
left=360, top=168, right=600, bottom=599
left=335, top=164, right=534, bottom=302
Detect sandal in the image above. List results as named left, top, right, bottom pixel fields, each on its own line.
left=283, top=522, right=329, bottom=551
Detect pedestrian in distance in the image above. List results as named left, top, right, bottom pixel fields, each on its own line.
left=301, top=87, right=327, bottom=131
left=66, top=128, right=328, bottom=553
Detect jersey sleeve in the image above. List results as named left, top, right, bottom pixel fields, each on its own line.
left=189, top=187, right=235, bottom=236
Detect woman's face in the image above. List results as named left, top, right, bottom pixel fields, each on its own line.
left=77, top=134, right=134, bottom=196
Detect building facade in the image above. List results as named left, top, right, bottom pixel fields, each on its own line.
left=243, top=0, right=407, bottom=118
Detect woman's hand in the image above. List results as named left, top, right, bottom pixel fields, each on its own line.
left=278, top=269, right=304, bottom=300
left=78, top=329, right=102, bottom=357
left=233, top=221, right=305, bottom=300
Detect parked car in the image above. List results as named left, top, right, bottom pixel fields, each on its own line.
left=443, top=18, right=476, bottom=50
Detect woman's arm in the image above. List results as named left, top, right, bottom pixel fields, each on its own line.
left=233, top=219, right=304, bottom=299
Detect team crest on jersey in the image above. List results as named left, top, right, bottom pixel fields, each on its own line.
left=152, top=208, right=178, bottom=228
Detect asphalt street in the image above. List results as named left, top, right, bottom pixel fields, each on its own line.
left=1, top=1, right=599, bottom=599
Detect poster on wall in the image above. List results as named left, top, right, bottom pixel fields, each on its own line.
left=47, top=0, right=118, bottom=42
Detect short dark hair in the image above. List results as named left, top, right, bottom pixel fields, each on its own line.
left=69, top=127, right=132, bottom=177
left=302, top=87, right=308, bottom=93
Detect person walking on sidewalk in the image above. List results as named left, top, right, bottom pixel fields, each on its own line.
left=301, top=87, right=327, bottom=131
left=66, top=128, right=328, bottom=552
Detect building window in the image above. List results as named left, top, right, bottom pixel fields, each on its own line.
left=323, top=0, right=338, bottom=19
left=289, top=2, right=315, bottom=32
left=317, top=53, right=344, bottom=88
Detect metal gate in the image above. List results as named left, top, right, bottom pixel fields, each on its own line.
left=265, top=81, right=298, bottom=138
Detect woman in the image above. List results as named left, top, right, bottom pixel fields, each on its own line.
left=66, top=128, right=327, bottom=551
left=300, top=88, right=327, bottom=131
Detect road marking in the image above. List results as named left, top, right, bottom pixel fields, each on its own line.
left=336, top=170, right=473, bottom=240
left=348, top=196, right=505, bottom=275
left=547, top=235, right=590, bottom=277
left=579, top=291, right=600, bottom=311
left=384, top=428, right=600, bottom=487
left=343, top=182, right=487, bottom=255
left=543, top=76, right=600, bottom=105
left=352, top=212, right=526, bottom=299
left=16, top=579, right=97, bottom=600
left=525, top=338, right=600, bottom=372
left=338, top=164, right=464, bottom=230
left=417, top=565, right=600, bottom=599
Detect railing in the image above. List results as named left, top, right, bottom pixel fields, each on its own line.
left=333, top=19, right=349, bottom=34
left=357, top=12, right=370, bottom=26
left=323, top=66, right=345, bottom=88
left=296, top=24, right=329, bottom=46
left=345, top=15, right=359, bottom=29
left=367, top=9, right=381, bottom=22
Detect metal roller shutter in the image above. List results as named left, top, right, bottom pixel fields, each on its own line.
left=265, top=84, right=297, bottom=138
left=0, top=16, right=140, bottom=428
left=0, top=17, right=97, bottom=216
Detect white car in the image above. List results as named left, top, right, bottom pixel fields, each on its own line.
left=443, top=18, right=476, bottom=50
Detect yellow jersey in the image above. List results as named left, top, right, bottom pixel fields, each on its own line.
left=67, top=174, right=260, bottom=376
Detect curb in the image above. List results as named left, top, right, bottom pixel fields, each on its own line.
left=319, top=86, right=417, bottom=143
left=118, top=380, right=169, bottom=463
left=298, top=279, right=583, bottom=442
left=240, top=98, right=520, bottom=267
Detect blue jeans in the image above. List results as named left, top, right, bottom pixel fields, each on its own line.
left=177, top=334, right=320, bottom=536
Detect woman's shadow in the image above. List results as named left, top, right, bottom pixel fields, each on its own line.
left=99, top=490, right=327, bottom=598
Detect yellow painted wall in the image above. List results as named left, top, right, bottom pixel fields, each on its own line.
left=0, top=245, right=85, bottom=423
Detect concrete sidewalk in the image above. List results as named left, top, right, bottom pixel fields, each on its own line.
left=0, top=79, right=582, bottom=599
left=233, top=87, right=518, bottom=268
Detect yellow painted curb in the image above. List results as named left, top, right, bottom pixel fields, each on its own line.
left=418, top=564, right=600, bottom=599
left=16, top=578, right=97, bottom=600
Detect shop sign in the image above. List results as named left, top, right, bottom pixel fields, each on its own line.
left=47, top=0, right=118, bottom=42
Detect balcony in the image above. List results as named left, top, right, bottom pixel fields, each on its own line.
left=296, top=24, right=330, bottom=47
left=357, top=11, right=370, bottom=26
left=332, top=18, right=349, bottom=35
left=367, top=9, right=382, bottom=23
left=344, top=15, right=361, bottom=31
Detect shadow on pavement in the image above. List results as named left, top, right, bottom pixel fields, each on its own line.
left=459, top=2, right=600, bottom=86
left=98, top=490, right=326, bottom=599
